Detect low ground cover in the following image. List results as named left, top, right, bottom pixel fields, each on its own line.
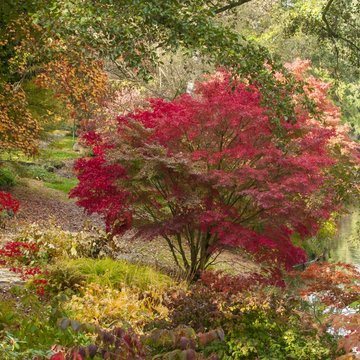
left=0, top=221, right=358, bottom=359
left=0, top=134, right=81, bottom=196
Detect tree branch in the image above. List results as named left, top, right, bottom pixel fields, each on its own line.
left=214, top=0, right=253, bottom=14
left=322, top=0, right=360, bottom=53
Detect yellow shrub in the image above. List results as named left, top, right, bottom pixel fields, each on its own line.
left=16, top=222, right=107, bottom=262
left=65, top=283, right=169, bottom=332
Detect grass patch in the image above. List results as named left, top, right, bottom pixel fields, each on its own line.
left=45, top=178, right=78, bottom=193
left=0, top=151, right=35, bottom=163
left=0, top=136, right=80, bottom=163
left=40, top=148, right=80, bottom=161
left=41, top=135, right=82, bottom=161
left=1, top=161, right=77, bottom=194
left=25, top=164, right=58, bottom=182
left=48, top=136, right=75, bottom=150
left=57, top=258, right=174, bottom=291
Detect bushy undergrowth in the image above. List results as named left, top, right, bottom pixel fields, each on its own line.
left=0, top=262, right=350, bottom=360
left=55, top=258, right=174, bottom=291
left=0, top=166, right=17, bottom=189
left=9, top=223, right=110, bottom=264
left=64, top=283, right=169, bottom=332
left=0, top=220, right=356, bottom=359
left=0, top=292, right=92, bottom=360
left=213, top=289, right=338, bottom=360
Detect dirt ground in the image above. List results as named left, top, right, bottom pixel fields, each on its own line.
left=4, top=179, right=102, bottom=234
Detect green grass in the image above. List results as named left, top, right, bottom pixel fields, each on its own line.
left=0, top=136, right=81, bottom=163
left=41, top=136, right=82, bottom=161
left=0, top=151, right=36, bottom=163
left=48, top=136, right=75, bottom=150
left=40, top=149, right=80, bottom=161
left=26, top=165, right=58, bottom=182
left=45, top=178, right=78, bottom=193
left=57, top=258, right=174, bottom=291
left=1, top=161, right=77, bottom=194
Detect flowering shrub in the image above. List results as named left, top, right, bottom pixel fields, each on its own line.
left=0, top=240, right=37, bottom=258
left=0, top=241, right=39, bottom=265
left=71, top=63, right=359, bottom=279
left=0, top=191, right=19, bottom=227
left=8, top=266, right=48, bottom=296
left=0, top=237, right=49, bottom=296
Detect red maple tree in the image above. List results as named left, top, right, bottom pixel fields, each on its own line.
left=71, top=67, right=358, bottom=279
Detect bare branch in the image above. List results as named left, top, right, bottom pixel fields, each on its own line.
left=214, top=0, right=253, bottom=14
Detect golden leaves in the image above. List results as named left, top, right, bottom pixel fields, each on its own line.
left=0, top=82, right=40, bottom=155
left=35, top=57, right=109, bottom=120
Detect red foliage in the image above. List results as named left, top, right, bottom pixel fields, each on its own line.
left=290, top=262, right=360, bottom=308
left=50, top=353, right=83, bottom=360
left=0, top=241, right=38, bottom=263
left=9, top=266, right=48, bottom=296
left=200, top=270, right=285, bottom=294
left=0, top=240, right=48, bottom=296
left=50, top=353, right=65, bottom=360
left=71, top=148, right=131, bottom=235
left=71, top=68, right=357, bottom=274
left=0, top=191, right=20, bottom=214
left=290, top=262, right=360, bottom=356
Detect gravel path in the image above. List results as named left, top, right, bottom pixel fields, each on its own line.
left=0, top=179, right=103, bottom=286
left=0, top=268, right=23, bottom=287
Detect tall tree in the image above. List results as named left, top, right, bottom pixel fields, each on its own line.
left=286, top=0, right=360, bottom=74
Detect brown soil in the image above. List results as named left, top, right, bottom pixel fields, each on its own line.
left=5, top=179, right=103, bottom=233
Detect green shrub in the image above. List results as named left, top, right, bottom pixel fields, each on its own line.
left=207, top=288, right=339, bottom=360
left=47, top=262, right=87, bottom=294
left=0, top=294, right=92, bottom=359
left=0, top=167, right=16, bottom=189
left=25, top=164, right=57, bottom=182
